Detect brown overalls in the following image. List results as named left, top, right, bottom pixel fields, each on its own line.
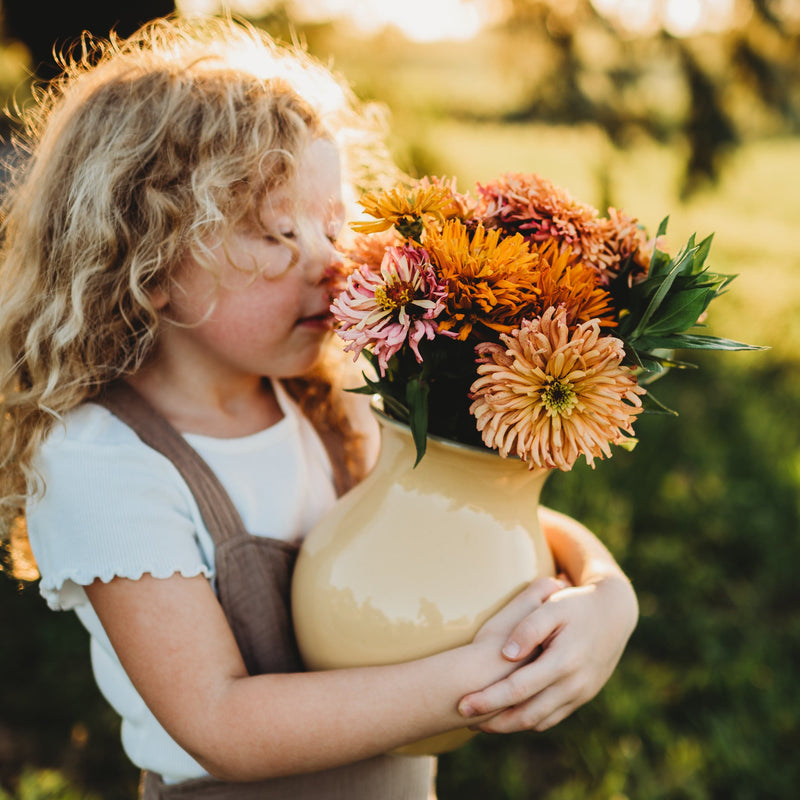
left=96, top=382, right=435, bottom=800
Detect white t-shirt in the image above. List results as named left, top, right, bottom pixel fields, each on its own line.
left=26, top=382, right=338, bottom=783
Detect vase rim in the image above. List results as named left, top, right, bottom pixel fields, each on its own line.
left=370, top=402, right=549, bottom=475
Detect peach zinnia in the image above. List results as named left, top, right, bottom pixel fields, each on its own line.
left=595, top=207, right=654, bottom=285
left=469, top=307, right=645, bottom=470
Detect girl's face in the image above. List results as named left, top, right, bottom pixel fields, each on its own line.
left=163, top=138, right=346, bottom=384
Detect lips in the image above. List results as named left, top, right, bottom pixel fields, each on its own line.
left=296, top=309, right=333, bottom=328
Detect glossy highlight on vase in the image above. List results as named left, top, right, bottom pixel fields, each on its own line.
left=291, top=408, right=556, bottom=754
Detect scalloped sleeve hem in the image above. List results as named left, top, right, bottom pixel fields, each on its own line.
left=27, top=408, right=215, bottom=613
left=38, top=565, right=214, bottom=612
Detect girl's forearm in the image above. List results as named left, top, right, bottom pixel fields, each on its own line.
left=185, top=641, right=509, bottom=781
left=539, top=505, right=629, bottom=584
left=539, top=505, right=638, bottom=633
left=87, top=571, right=515, bottom=782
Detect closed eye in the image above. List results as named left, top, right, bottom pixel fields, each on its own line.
left=263, top=230, right=296, bottom=244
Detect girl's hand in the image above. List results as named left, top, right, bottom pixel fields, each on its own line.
left=458, top=574, right=637, bottom=733
left=470, top=575, right=569, bottom=656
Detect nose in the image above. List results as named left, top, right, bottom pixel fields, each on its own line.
left=305, top=232, right=342, bottom=285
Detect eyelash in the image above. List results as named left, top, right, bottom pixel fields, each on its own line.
left=265, top=232, right=339, bottom=246
left=263, top=231, right=295, bottom=243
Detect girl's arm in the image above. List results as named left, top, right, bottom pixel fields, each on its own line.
left=457, top=506, right=639, bottom=732
left=84, top=570, right=562, bottom=781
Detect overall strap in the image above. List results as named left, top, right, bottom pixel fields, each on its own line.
left=94, top=380, right=248, bottom=547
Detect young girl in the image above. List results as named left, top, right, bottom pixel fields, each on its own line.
left=0, top=16, right=638, bottom=799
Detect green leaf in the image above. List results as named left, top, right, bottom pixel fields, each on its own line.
left=647, top=217, right=672, bottom=277
left=691, top=233, right=714, bottom=273
left=630, top=246, right=699, bottom=339
left=634, top=332, right=768, bottom=352
left=642, top=389, right=679, bottom=416
left=635, top=351, right=698, bottom=370
left=405, top=377, right=430, bottom=466
left=644, top=289, right=714, bottom=336
left=360, top=349, right=380, bottom=374
left=346, top=384, right=377, bottom=395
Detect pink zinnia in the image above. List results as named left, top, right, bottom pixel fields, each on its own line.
left=331, top=246, right=450, bottom=375
left=478, top=173, right=604, bottom=256
left=469, top=307, right=645, bottom=470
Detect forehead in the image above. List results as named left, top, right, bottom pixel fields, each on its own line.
left=262, top=138, right=344, bottom=219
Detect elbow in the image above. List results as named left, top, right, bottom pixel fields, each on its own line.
left=185, top=736, right=297, bottom=783
left=191, top=750, right=263, bottom=783
left=198, top=762, right=238, bottom=783
left=619, top=575, right=639, bottom=639
left=182, top=743, right=240, bottom=782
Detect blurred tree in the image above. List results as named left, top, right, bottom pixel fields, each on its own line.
left=1, top=0, right=175, bottom=79
left=491, top=0, right=800, bottom=195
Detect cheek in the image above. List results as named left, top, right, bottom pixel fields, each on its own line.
left=216, top=281, right=298, bottom=338
left=260, top=247, right=296, bottom=279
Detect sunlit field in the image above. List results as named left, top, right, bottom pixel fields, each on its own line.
left=400, top=122, right=800, bottom=360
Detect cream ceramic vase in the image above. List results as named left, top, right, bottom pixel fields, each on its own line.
left=291, top=409, right=555, bottom=755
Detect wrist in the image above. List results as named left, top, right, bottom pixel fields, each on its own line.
left=460, top=637, right=517, bottom=687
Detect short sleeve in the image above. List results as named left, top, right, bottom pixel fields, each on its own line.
left=27, top=407, right=213, bottom=611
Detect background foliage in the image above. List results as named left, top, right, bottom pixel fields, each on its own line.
left=1, top=1, right=798, bottom=797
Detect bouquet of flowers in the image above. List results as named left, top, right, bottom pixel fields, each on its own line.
left=331, top=173, right=760, bottom=469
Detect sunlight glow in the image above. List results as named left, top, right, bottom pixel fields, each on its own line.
left=591, top=0, right=737, bottom=36
left=176, top=0, right=503, bottom=42
left=295, top=0, right=499, bottom=42
left=176, top=0, right=737, bottom=40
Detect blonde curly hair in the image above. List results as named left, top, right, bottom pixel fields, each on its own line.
left=0, top=15, right=395, bottom=543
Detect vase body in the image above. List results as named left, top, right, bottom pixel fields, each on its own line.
left=291, top=410, right=555, bottom=755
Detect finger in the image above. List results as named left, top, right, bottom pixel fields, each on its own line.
left=459, top=649, right=561, bottom=718
left=475, top=677, right=582, bottom=734
left=502, top=606, right=561, bottom=662
left=500, top=577, right=568, bottom=661
left=531, top=702, right=576, bottom=732
left=531, top=574, right=570, bottom=601
left=504, top=576, right=568, bottom=619
left=556, top=571, right=574, bottom=587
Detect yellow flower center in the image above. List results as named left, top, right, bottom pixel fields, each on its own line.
left=541, top=379, right=577, bottom=415
left=375, top=279, right=413, bottom=312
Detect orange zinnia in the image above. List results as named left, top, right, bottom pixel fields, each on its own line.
left=351, top=179, right=464, bottom=240
left=424, top=219, right=541, bottom=340
left=531, top=242, right=617, bottom=328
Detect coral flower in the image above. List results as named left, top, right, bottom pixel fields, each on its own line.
left=351, top=178, right=466, bottom=241
left=425, top=219, right=541, bottom=340
left=469, top=307, right=645, bottom=470
left=345, top=229, right=404, bottom=272
left=331, top=245, right=449, bottom=374
left=596, top=208, right=654, bottom=285
left=478, top=173, right=609, bottom=278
